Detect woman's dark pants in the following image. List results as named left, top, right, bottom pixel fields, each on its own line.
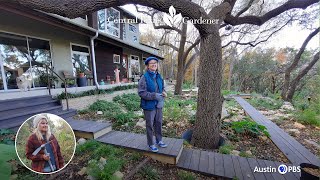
left=144, top=108, right=163, bottom=146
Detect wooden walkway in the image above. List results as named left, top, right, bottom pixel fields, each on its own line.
left=68, top=119, right=303, bottom=179
left=234, top=97, right=320, bottom=166
left=177, top=148, right=300, bottom=180
left=66, top=118, right=112, bottom=139
left=96, top=131, right=184, bottom=164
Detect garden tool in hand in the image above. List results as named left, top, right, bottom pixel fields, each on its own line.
left=32, top=140, right=54, bottom=171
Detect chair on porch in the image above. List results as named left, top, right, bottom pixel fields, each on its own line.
left=62, top=71, right=77, bottom=87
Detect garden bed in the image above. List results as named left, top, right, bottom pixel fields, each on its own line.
left=247, top=96, right=320, bottom=156
left=77, top=94, right=290, bottom=164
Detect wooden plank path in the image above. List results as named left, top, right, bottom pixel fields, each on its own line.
left=177, top=148, right=300, bottom=180
left=65, top=118, right=112, bottom=139
left=96, top=130, right=184, bottom=164
left=234, top=97, right=320, bottom=166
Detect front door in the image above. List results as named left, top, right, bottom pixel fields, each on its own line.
left=128, top=55, right=140, bottom=79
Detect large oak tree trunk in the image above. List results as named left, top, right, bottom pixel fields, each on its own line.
left=191, top=28, right=223, bottom=149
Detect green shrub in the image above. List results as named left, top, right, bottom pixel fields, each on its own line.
left=55, top=84, right=138, bottom=100
left=76, top=140, right=102, bottom=154
left=248, top=97, right=283, bottom=110
left=113, top=93, right=141, bottom=111
left=88, top=157, right=124, bottom=180
left=239, top=151, right=252, bottom=158
left=0, top=144, right=18, bottom=180
left=222, top=90, right=242, bottom=96
left=89, top=100, right=122, bottom=112
left=182, top=81, right=194, bottom=90
left=113, top=112, right=139, bottom=126
left=295, top=109, right=320, bottom=127
left=218, top=144, right=234, bottom=154
left=139, top=166, right=160, bottom=180
left=177, top=170, right=196, bottom=180
left=231, top=120, right=270, bottom=137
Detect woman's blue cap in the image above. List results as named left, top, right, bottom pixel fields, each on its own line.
left=145, top=56, right=159, bottom=65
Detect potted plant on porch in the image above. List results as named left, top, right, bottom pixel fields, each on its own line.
left=76, top=67, right=87, bottom=87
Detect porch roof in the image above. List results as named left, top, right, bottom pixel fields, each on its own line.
left=0, top=3, right=163, bottom=60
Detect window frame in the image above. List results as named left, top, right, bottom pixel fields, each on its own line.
left=113, top=54, right=121, bottom=64
left=97, top=7, right=120, bottom=38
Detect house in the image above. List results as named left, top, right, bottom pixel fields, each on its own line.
left=0, top=3, right=163, bottom=94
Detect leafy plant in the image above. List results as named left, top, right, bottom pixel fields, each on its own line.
left=0, top=144, right=18, bottom=180
left=177, top=170, right=196, bottom=180
left=218, top=144, right=234, bottom=154
left=113, top=93, right=141, bottom=111
left=231, top=120, right=270, bottom=137
left=248, top=97, right=283, bottom=110
left=295, top=109, right=320, bottom=127
left=89, top=100, right=122, bottom=112
left=139, top=166, right=160, bottom=180
left=239, top=151, right=252, bottom=158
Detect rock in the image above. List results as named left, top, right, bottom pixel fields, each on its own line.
left=98, top=157, right=107, bottom=170
left=259, top=136, right=268, bottom=141
left=223, top=119, right=231, bottom=123
left=113, top=171, right=124, bottom=179
left=189, top=110, right=196, bottom=116
left=304, top=139, right=320, bottom=150
left=134, top=111, right=143, bottom=116
left=135, top=119, right=146, bottom=128
left=78, top=138, right=86, bottom=145
left=78, top=167, right=87, bottom=176
left=10, top=174, right=18, bottom=180
left=221, top=107, right=229, bottom=119
left=231, top=150, right=240, bottom=156
left=287, top=129, right=300, bottom=136
left=245, top=150, right=252, bottom=155
left=87, top=175, right=95, bottom=180
left=182, top=129, right=193, bottom=142
left=97, top=111, right=103, bottom=115
left=280, top=102, right=295, bottom=111
left=294, top=122, right=306, bottom=129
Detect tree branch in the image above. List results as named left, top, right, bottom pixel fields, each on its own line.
left=225, top=0, right=319, bottom=26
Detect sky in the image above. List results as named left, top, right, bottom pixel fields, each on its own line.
left=122, top=4, right=319, bottom=50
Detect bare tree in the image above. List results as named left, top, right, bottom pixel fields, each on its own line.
left=281, top=27, right=319, bottom=101
left=3, top=0, right=318, bottom=149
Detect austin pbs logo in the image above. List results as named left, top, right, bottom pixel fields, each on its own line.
left=278, top=164, right=300, bottom=174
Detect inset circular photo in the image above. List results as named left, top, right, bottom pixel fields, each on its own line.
left=15, top=113, right=76, bottom=174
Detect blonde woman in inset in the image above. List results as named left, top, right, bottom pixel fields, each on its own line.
left=25, top=114, right=64, bottom=173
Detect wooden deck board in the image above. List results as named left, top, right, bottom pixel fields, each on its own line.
left=207, top=151, right=215, bottom=175
left=198, top=150, right=209, bottom=174
left=256, top=159, right=275, bottom=180
left=189, top=149, right=201, bottom=172
left=231, top=155, right=245, bottom=180
left=247, top=158, right=267, bottom=180
left=238, top=156, right=255, bottom=179
left=222, top=154, right=236, bottom=179
left=263, top=160, right=286, bottom=180
left=213, top=152, right=224, bottom=177
left=234, top=97, right=320, bottom=166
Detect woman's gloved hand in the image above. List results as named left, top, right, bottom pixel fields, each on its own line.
left=156, top=93, right=164, bottom=108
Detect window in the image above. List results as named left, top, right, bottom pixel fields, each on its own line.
left=97, top=10, right=105, bottom=31
left=98, top=8, right=120, bottom=38
left=113, top=54, right=120, bottom=64
left=130, top=55, right=140, bottom=78
left=129, top=24, right=137, bottom=33
left=71, top=44, right=91, bottom=76
left=0, top=32, right=52, bottom=90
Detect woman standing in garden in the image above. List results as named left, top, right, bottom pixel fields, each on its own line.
left=138, top=56, right=167, bottom=152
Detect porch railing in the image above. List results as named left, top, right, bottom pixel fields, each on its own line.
left=44, top=64, right=69, bottom=110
